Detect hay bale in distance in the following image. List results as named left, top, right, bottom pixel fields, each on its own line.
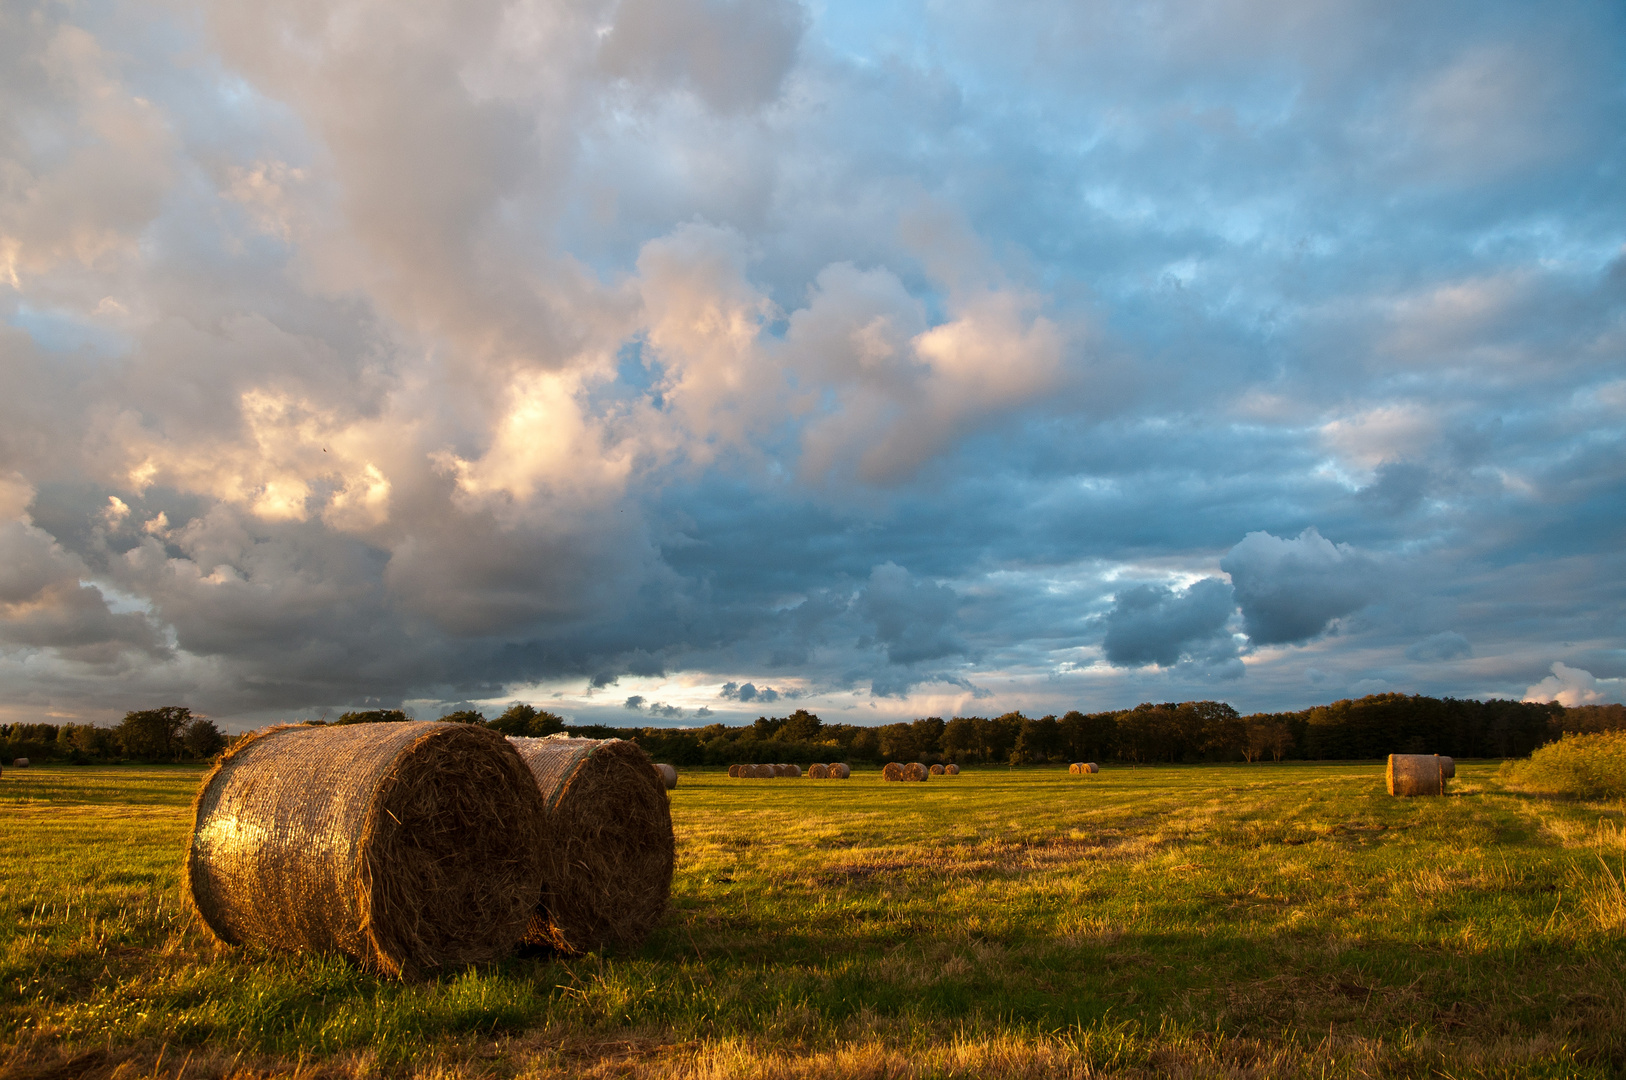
left=754, top=763, right=776, bottom=779
left=188, top=721, right=545, bottom=978
left=1387, top=753, right=1445, bottom=797
left=727, top=764, right=741, bottom=778
left=12, top=758, right=28, bottom=768
left=785, top=764, right=802, bottom=778
left=882, top=762, right=905, bottom=782
left=1439, top=756, right=1456, bottom=779
left=1068, top=763, right=1082, bottom=775
left=654, top=763, right=678, bottom=789
left=944, top=763, right=959, bottom=775
left=508, top=735, right=675, bottom=954
left=903, top=762, right=929, bottom=782
left=1086, top=763, right=1099, bottom=774
left=808, top=763, right=830, bottom=779
left=929, top=763, right=945, bottom=775
left=831, top=763, right=850, bottom=779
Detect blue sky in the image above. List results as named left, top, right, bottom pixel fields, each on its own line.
left=1, top=0, right=1622, bottom=729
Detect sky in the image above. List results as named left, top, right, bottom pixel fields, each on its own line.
left=1, top=0, right=1623, bottom=731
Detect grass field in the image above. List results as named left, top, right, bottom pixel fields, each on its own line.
left=3, top=761, right=1625, bottom=1078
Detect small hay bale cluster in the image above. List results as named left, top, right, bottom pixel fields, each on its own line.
left=806, top=763, right=849, bottom=778
left=883, top=762, right=930, bottom=781
left=187, top=722, right=675, bottom=976
left=1068, top=762, right=1100, bottom=775
left=1386, top=753, right=1451, bottom=796
left=928, top=763, right=945, bottom=775
left=729, top=763, right=804, bottom=778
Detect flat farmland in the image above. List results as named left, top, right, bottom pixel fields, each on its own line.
left=2, top=761, right=1624, bottom=1078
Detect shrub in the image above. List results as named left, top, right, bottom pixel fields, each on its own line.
left=1503, top=731, right=1626, bottom=799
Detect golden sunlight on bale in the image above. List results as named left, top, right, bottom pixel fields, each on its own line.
left=882, top=762, right=905, bottom=782
left=1386, top=753, right=1446, bottom=797
left=929, top=763, right=945, bottom=775
left=1068, top=763, right=1082, bottom=775
left=831, top=763, right=851, bottom=779
left=1439, top=756, right=1455, bottom=779
left=808, top=763, right=830, bottom=779
left=654, top=763, right=678, bottom=789
left=508, top=736, right=675, bottom=954
left=188, top=722, right=545, bottom=978
left=903, top=762, right=929, bottom=782
left=944, top=763, right=959, bottom=775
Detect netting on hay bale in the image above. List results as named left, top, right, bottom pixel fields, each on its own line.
left=882, top=762, right=905, bottom=782
left=808, top=763, right=830, bottom=779
left=1439, top=756, right=1456, bottom=779
left=188, top=721, right=545, bottom=978
left=929, top=764, right=945, bottom=775
left=944, top=764, right=959, bottom=775
left=1386, top=753, right=1446, bottom=797
left=654, top=763, right=678, bottom=789
left=830, top=763, right=850, bottom=779
left=508, top=735, right=675, bottom=954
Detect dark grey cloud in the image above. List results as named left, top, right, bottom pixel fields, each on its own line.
left=1101, top=578, right=1236, bottom=668
left=1221, top=529, right=1382, bottom=646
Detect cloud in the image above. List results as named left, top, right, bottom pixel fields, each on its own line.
left=1406, top=631, right=1471, bottom=662
left=623, top=695, right=645, bottom=710
left=1221, top=529, right=1382, bottom=647
left=1101, top=577, right=1236, bottom=668
left=599, top=0, right=808, bottom=114
left=720, top=681, right=779, bottom=704
left=1524, top=662, right=1623, bottom=707
left=857, top=563, right=964, bottom=667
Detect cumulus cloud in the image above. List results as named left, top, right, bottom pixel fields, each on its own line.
left=1221, top=529, right=1381, bottom=646
left=1101, top=578, right=1236, bottom=668
left=720, top=681, right=780, bottom=704
left=1523, top=662, right=1623, bottom=707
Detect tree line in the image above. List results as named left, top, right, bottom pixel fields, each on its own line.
left=5, top=696, right=1621, bottom=768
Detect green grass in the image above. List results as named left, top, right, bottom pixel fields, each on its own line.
left=1503, top=731, right=1626, bottom=800
left=2, top=762, right=1625, bottom=1078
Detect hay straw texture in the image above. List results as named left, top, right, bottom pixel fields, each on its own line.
left=654, top=763, right=678, bottom=789
left=944, top=764, right=959, bottom=775
left=1068, top=763, right=1082, bottom=775
left=727, top=765, right=741, bottom=778
left=1439, top=756, right=1456, bottom=779
left=882, top=762, right=905, bottom=782
left=808, top=763, right=830, bottom=779
left=929, top=764, right=945, bottom=775
left=1386, top=753, right=1445, bottom=797
left=188, top=721, right=545, bottom=979
left=507, top=736, right=675, bottom=954
left=831, top=763, right=851, bottom=779
left=904, top=762, right=929, bottom=782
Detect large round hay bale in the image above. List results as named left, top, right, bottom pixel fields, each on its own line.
left=903, top=762, right=929, bottom=782
left=831, top=762, right=850, bottom=779
left=944, top=763, right=959, bottom=775
left=1387, top=753, right=1445, bottom=797
left=1439, top=756, right=1456, bottom=779
left=882, top=762, right=905, bottom=782
left=808, top=763, right=830, bottom=779
left=654, top=763, right=678, bottom=789
left=727, top=764, right=742, bottom=778
left=929, top=763, right=945, bottom=775
left=508, top=735, right=674, bottom=954
left=188, top=721, right=544, bottom=978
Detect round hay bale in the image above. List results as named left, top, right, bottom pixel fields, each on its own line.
left=1086, top=763, right=1099, bottom=774
left=12, top=757, right=29, bottom=768
left=786, top=764, right=802, bottom=778
left=727, top=764, right=742, bottom=779
left=1439, top=756, right=1456, bottom=779
left=1387, top=753, right=1445, bottom=797
left=832, top=762, right=851, bottom=779
left=929, top=763, right=945, bottom=775
left=754, top=763, right=776, bottom=779
left=882, top=762, right=905, bottom=782
left=654, top=763, right=678, bottom=789
left=808, top=763, right=830, bottom=779
left=904, top=762, right=929, bottom=782
left=508, top=736, right=675, bottom=954
left=944, top=763, right=959, bottom=775
left=1068, top=762, right=1081, bottom=775
left=188, top=721, right=545, bottom=978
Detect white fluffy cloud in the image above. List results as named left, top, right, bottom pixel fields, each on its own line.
left=1524, top=663, right=1623, bottom=707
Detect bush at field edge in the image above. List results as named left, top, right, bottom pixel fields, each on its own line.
left=1501, top=730, right=1626, bottom=799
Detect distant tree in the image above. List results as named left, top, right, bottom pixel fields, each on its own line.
left=336, top=709, right=410, bottom=725
left=488, top=704, right=565, bottom=737
left=117, top=706, right=192, bottom=760
left=183, top=718, right=226, bottom=760
left=752, top=715, right=784, bottom=740
left=778, top=709, right=824, bottom=742
left=438, top=710, right=486, bottom=725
